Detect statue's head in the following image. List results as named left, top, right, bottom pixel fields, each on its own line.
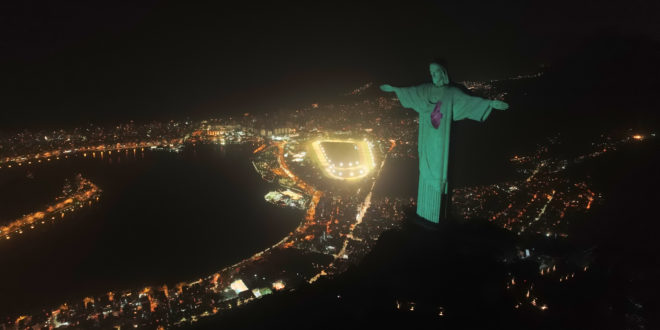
left=429, top=62, right=449, bottom=87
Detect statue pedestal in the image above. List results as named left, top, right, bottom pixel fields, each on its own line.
left=410, top=192, right=451, bottom=230
left=407, top=215, right=441, bottom=231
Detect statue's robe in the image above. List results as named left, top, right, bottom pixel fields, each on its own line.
left=394, top=83, right=493, bottom=223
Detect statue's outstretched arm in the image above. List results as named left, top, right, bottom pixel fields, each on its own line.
left=380, top=84, right=424, bottom=113
left=379, top=84, right=397, bottom=93
left=489, top=99, right=509, bottom=110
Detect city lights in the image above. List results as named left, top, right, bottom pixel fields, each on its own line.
left=1, top=71, right=654, bottom=329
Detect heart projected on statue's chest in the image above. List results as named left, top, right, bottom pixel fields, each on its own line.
left=431, top=101, right=443, bottom=129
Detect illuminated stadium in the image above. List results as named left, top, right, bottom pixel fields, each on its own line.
left=310, top=138, right=376, bottom=180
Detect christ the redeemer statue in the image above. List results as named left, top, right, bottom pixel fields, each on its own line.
left=380, top=61, right=508, bottom=224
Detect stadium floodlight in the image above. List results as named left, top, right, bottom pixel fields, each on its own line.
left=311, top=138, right=375, bottom=181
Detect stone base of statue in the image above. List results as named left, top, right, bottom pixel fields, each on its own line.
left=407, top=215, right=442, bottom=231
left=406, top=195, right=452, bottom=231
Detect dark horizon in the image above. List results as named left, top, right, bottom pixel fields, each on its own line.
left=2, top=1, right=659, bottom=131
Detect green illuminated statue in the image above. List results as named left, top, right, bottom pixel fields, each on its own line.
left=380, top=62, right=508, bottom=224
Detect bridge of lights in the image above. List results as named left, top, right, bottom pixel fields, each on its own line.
left=309, top=138, right=376, bottom=181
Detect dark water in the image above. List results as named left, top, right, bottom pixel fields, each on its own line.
left=0, top=144, right=302, bottom=317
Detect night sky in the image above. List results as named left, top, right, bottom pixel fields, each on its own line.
left=1, top=0, right=658, bottom=129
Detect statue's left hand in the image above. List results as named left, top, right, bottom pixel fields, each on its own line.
left=490, top=100, right=509, bottom=110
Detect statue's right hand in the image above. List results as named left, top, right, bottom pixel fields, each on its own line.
left=379, top=84, right=394, bottom=92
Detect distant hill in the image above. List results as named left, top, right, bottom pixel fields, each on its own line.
left=498, top=34, right=660, bottom=138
